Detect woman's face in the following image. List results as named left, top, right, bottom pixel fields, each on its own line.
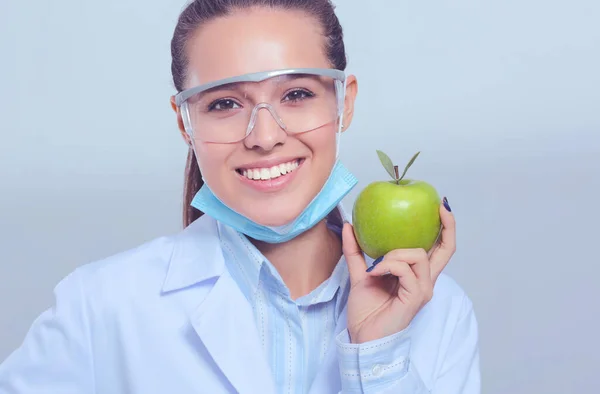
left=172, top=7, right=357, bottom=226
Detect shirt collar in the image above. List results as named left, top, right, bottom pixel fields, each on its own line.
left=217, top=204, right=351, bottom=305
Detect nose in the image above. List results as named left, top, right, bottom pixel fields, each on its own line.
left=243, top=105, right=287, bottom=151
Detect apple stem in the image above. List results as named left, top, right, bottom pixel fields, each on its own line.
left=394, top=165, right=399, bottom=184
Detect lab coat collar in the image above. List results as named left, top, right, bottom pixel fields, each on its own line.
left=161, top=215, right=225, bottom=293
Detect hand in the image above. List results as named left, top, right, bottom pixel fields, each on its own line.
left=341, top=198, right=456, bottom=344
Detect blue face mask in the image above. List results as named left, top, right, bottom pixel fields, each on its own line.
left=190, top=159, right=357, bottom=243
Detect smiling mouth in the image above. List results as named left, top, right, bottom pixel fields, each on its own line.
left=236, top=159, right=304, bottom=181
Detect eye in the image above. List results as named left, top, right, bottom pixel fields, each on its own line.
left=208, top=99, right=241, bottom=111
left=283, top=89, right=314, bottom=102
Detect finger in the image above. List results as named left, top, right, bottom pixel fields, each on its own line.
left=384, top=248, right=431, bottom=282
left=429, top=197, right=457, bottom=281
left=427, top=226, right=443, bottom=258
left=367, top=259, right=420, bottom=295
left=341, top=223, right=368, bottom=285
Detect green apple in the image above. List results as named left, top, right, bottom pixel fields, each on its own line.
left=352, top=150, right=441, bottom=259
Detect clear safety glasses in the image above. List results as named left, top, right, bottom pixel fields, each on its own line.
left=174, top=68, right=346, bottom=144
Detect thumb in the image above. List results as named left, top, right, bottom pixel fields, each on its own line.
left=342, top=223, right=368, bottom=285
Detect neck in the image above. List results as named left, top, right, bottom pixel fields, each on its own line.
left=251, top=217, right=343, bottom=300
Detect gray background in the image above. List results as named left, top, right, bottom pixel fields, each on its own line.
left=1, top=0, right=599, bottom=392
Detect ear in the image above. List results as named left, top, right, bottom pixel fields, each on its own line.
left=341, top=74, right=358, bottom=132
left=170, top=96, right=193, bottom=146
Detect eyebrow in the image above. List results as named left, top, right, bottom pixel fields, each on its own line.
left=198, top=74, right=320, bottom=96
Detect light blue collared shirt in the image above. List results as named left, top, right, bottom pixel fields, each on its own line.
left=218, top=218, right=349, bottom=393
left=217, top=211, right=415, bottom=393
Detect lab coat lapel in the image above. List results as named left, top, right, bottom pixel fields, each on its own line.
left=190, top=271, right=276, bottom=394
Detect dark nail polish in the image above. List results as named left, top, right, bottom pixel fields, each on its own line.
left=366, top=256, right=384, bottom=272
left=443, top=197, right=452, bottom=212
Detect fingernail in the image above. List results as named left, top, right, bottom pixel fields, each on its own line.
left=366, top=256, right=384, bottom=272
left=443, top=197, right=451, bottom=212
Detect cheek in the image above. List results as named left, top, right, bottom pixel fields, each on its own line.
left=304, top=126, right=338, bottom=167
left=295, top=127, right=339, bottom=195
left=194, top=143, right=232, bottom=185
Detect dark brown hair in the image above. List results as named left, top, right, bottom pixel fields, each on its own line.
left=170, top=0, right=348, bottom=227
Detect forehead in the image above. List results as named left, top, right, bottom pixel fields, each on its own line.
left=184, top=7, right=331, bottom=88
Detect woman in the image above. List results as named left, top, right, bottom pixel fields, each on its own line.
left=0, top=0, right=480, bottom=393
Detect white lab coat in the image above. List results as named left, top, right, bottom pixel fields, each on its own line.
left=0, top=213, right=480, bottom=393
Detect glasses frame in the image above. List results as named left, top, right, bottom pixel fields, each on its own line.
left=175, top=67, right=346, bottom=106
left=174, top=68, right=347, bottom=143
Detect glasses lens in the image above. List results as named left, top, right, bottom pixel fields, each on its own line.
left=182, top=73, right=343, bottom=143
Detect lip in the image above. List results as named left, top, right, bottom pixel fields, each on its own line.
left=235, top=156, right=305, bottom=171
left=236, top=158, right=305, bottom=193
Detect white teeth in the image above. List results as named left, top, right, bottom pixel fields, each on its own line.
left=279, top=163, right=287, bottom=175
left=241, top=160, right=300, bottom=181
left=270, top=166, right=281, bottom=178
left=260, top=168, right=270, bottom=180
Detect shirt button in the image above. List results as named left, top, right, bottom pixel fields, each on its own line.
left=371, top=364, right=384, bottom=377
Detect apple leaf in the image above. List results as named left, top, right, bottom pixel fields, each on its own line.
left=397, top=151, right=421, bottom=183
left=376, top=150, right=397, bottom=180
